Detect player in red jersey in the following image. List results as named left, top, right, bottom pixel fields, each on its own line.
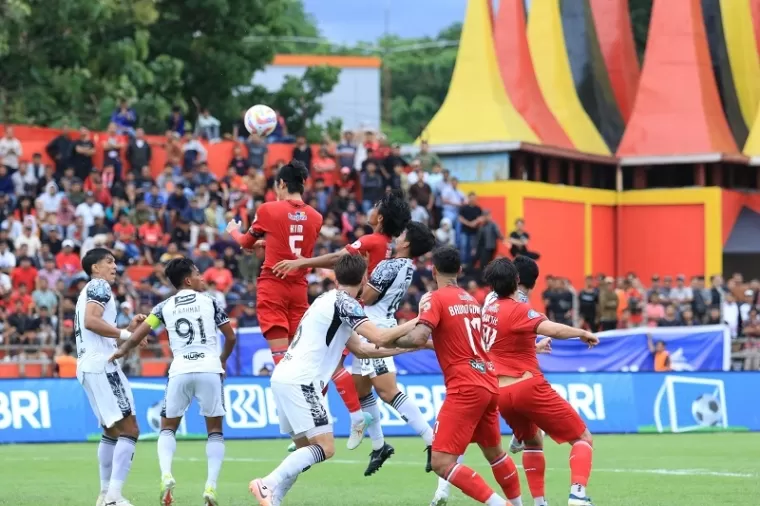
left=227, top=160, right=321, bottom=363
left=271, top=191, right=411, bottom=448
left=482, top=258, right=599, bottom=506
left=377, top=246, right=523, bottom=506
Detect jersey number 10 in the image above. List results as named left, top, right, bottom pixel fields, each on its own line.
left=464, top=317, right=497, bottom=353
left=176, top=317, right=207, bottom=346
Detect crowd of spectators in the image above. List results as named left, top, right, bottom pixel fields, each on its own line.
left=1, top=103, right=759, bottom=376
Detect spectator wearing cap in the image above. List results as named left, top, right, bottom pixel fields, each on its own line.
left=116, top=300, right=135, bottom=328
left=56, top=240, right=81, bottom=276
left=669, top=274, right=693, bottom=312
left=238, top=300, right=259, bottom=327
left=0, top=126, right=22, bottom=171
left=15, top=224, right=41, bottom=257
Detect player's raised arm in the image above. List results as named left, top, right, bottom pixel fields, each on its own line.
left=84, top=278, right=140, bottom=339
left=227, top=218, right=260, bottom=250
left=536, top=320, right=598, bottom=346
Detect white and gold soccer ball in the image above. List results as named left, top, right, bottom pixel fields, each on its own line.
left=244, top=104, right=278, bottom=136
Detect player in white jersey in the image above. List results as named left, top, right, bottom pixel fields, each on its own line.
left=430, top=255, right=547, bottom=506
left=76, top=248, right=146, bottom=506
left=348, top=221, right=437, bottom=475
left=110, top=258, right=236, bottom=506
left=249, top=254, right=430, bottom=506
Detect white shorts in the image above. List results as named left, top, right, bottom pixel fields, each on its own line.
left=161, top=372, right=226, bottom=419
left=351, top=355, right=397, bottom=378
left=79, top=368, right=135, bottom=429
left=271, top=380, right=332, bottom=438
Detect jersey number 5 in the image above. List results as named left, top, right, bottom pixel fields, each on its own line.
left=289, top=235, right=304, bottom=256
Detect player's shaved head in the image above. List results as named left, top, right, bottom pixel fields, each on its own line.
left=376, top=190, right=410, bottom=238
left=405, top=221, right=436, bottom=258
left=431, top=246, right=460, bottom=275
left=483, top=258, right=518, bottom=298
left=276, top=160, right=309, bottom=195
left=165, top=257, right=197, bottom=288
left=82, top=247, right=114, bottom=277
left=335, top=254, right=367, bottom=286
left=513, top=255, right=539, bottom=290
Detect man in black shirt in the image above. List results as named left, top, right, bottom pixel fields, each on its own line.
left=509, top=218, right=540, bottom=260
left=577, top=276, right=599, bottom=330
left=457, top=192, right=482, bottom=267
left=544, top=277, right=574, bottom=325
left=45, top=125, right=74, bottom=176
left=71, top=127, right=96, bottom=181
left=291, top=135, right=312, bottom=170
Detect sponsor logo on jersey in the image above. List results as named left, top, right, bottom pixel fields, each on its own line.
left=527, top=309, right=542, bottom=319
left=183, top=352, right=205, bottom=360
left=175, top=293, right=197, bottom=307
left=288, top=211, right=307, bottom=221
left=469, top=359, right=487, bottom=374
left=485, top=303, right=499, bottom=314
left=458, top=293, right=475, bottom=302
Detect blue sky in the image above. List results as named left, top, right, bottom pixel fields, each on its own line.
left=302, top=0, right=467, bottom=44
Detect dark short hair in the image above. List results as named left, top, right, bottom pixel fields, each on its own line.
left=276, top=160, right=309, bottom=194
left=63, top=343, right=73, bottom=355
left=334, top=254, right=367, bottom=286
left=513, top=255, right=539, bottom=290
left=405, top=221, right=436, bottom=258
left=483, top=258, right=519, bottom=297
left=164, top=257, right=197, bottom=289
left=431, top=246, right=461, bottom=275
left=82, top=248, right=114, bottom=277
left=376, top=191, right=410, bottom=238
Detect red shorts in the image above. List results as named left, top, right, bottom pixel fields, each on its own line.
left=256, top=277, right=308, bottom=339
left=498, top=376, right=586, bottom=444
left=432, top=386, right=501, bottom=455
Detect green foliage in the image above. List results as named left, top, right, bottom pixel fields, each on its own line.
left=0, top=0, right=340, bottom=136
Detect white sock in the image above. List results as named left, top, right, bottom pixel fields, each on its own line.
left=486, top=493, right=508, bottom=506
left=510, top=495, right=524, bottom=506
left=157, top=429, right=176, bottom=476
left=534, top=497, right=548, bottom=506
left=273, top=475, right=298, bottom=504
left=107, top=435, right=137, bottom=500
left=359, top=393, right=385, bottom=450
left=349, top=409, right=364, bottom=425
left=571, top=483, right=586, bottom=498
left=98, top=435, right=117, bottom=492
left=262, top=445, right=327, bottom=489
left=390, top=392, right=434, bottom=445
left=206, top=432, right=225, bottom=489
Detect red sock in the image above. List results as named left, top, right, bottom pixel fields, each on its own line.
left=522, top=447, right=546, bottom=498
left=267, top=329, right=290, bottom=366
left=330, top=368, right=361, bottom=413
left=270, top=345, right=288, bottom=365
left=490, top=454, right=521, bottom=502
left=569, top=440, right=593, bottom=486
left=445, top=463, right=496, bottom=503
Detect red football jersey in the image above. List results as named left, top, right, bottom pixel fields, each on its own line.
left=345, top=232, right=392, bottom=275
left=248, top=200, right=322, bottom=282
left=482, top=296, right=547, bottom=377
left=419, top=286, right=497, bottom=393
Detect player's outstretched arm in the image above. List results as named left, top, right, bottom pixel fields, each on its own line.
left=355, top=317, right=418, bottom=348
left=389, top=323, right=433, bottom=349
left=536, top=320, right=599, bottom=347
left=346, top=332, right=416, bottom=359
left=227, top=219, right=257, bottom=249
left=272, top=249, right=348, bottom=277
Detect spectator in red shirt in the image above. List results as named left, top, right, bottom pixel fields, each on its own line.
left=11, top=256, right=38, bottom=290
left=55, top=240, right=81, bottom=276
left=202, top=257, right=233, bottom=292
left=113, top=212, right=137, bottom=243
left=311, top=145, right=337, bottom=187
left=8, top=284, right=34, bottom=313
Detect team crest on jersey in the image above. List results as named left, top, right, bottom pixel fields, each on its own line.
left=350, top=240, right=362, bottom=249
left=527, top=309, right=542, bottom=319
left=288, top=211, right=307, bottom=221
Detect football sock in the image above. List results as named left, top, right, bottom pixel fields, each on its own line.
left=359, top=393, right=385, bottom=450
left=330, top=368, right=363, bottom=422
left=206, top=432, right=225, bottom=489
left=107, top=435, right=137, bottom=500
left=262, top=445, right=326, bottom=489
left=490, top=453, right=522, bottom=505
left=157, top=429, right=176, bottom=476
left=486, top=495, right=508, bottom=506
left=523, top=447, right=546, bottom=501
left=390, top=391, right=434, bottom=445
left=270, top=343, right=288, bottom=365
left=444, top=462, right=501, bottom=504
left=569, top=440, right=593, bottom=496
left=273, top=475, right=298, bottom=503
left=98, top=435, right=117, bottom=492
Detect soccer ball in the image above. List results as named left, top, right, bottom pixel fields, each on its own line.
left=244, top=104, right=278, bottom=136
left=691, top=393, right=722, bottom=426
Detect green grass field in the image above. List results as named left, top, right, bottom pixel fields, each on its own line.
left=1, top=434, right=758, bottom=505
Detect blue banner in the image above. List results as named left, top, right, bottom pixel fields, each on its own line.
left=1, top=371, right=759, bottom=444
left=228, top=325, right=730, bottom=376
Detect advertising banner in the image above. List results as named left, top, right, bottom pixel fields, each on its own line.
left=1, top=371, right=758, bottom=444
